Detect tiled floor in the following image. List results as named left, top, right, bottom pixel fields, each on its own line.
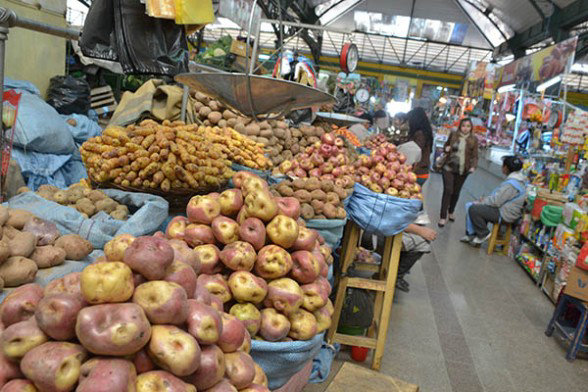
left=305, top=170, right=588, bottom=392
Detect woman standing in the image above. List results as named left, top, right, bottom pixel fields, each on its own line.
left=438, top=118, right=478, bottom=227
left=406, top=108, right=433, bottom=186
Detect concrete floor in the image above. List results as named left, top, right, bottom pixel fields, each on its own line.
left=305, top=170, right=588, bottom=392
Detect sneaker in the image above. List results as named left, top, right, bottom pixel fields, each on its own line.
left=471, top=233, right=492, bottom=246
left=396, top=277, right=410, bottom=292
left=460, top=235, right=474, bottom=243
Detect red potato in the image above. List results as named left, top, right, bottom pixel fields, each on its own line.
left=252, top=363, right=268, bottom=387
left=197, top=274, right=231, bottom=303
left=164, top=261, right=197, bottom=299
left=44, top=273, right=82, bottom=298
left=123, top=236, right=174, bottom=280
left=193, top=286, right=212, bottom=305
left=148, top=325, right=201, bottom=377
left=238, top=330, right=252, bottom=354
left=186, top=195, right=221, bottom=225
left=209, top=295, right=223, bottom=313
left=290, top=251, right=321, bottom=284
left=183, top=344, right=225, bottom=390
left=166, top=216, right=189, bottom=240
left=229, top=303, right=261, bottom=336
left=218, top=313, right=246, bottom=353
left=0, top=351, right=22, bottom=389
left=288, top=309, right=318, bottom=340
left=81, top=261, right=134, bottom=304
left=21, top=342, right=87, bottom=392
left=132, top=281, right=188, bottom=325
left=0, top=379, right=36, bottom=392
left=224, top=351, right=255, bottom=389
left=219, top=241, right=256, bottom=272
left=203, top=379, right=237, bottom=392
left=238, top=218, right=266, bottom=252
left=76, top=303, right=151, bottom=356
left=259, top=309, right=290, bottom=342
left=186, top=300, right=222, bottom=345
left=227, top=271, right=268, bottom=304
left=313, top=301, right=333, bottom=333
left=136, top=371, right=195, bottom=392
left=132, top=348, right=155, bottom=374
left=240, top=384, right=270, bottom=392
left=77, top=358, right=136, bottom=392
left=184, top=224, right=216, bottom=247
left=193, top=245, right=221, bottom=274
left=34, top=293, right=84, bottom=341
left=254, top=245, right=293, bottom=279
left=167, top=240, right=200, bottom=272
left=301, top=282, right=328, bottom=312
left=0, top=284, right=44, bottom=327
left=104, top=234, right=136, bottom=262
left=22, top=217, right=60, bottom=246
left=0, top=318, right=47, bottom=360
left=264, top=278, right=303, bottom=315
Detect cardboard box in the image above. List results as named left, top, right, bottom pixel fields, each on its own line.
left=230, top=40, right=248, bottom=57
left=564, top=266, right=588, bottom=302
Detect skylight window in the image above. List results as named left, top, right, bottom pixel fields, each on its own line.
left=316, top=0, right=363, bottom=26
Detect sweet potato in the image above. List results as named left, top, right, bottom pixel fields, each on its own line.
left=21, top=342, right=87, bottom=392
left=54, top=234, right=93, bottom=261
left=6, top=210, right=34, bottom=229
left=8, top=232, right=37, bottom=258
left=35, top=293, right=84, bottom=341
left=0, top=284, right=44, bottom=326
left=29, top=246, right=66, bottom=268
left=0, top=257, right=37, bottom=287
left=75, top=303, right=151, bottom=356
left=22, top=217, right=60, bottom=246
left=0, top=318, right=48, bottom=360
left=77, top=358, right=137, bottom=392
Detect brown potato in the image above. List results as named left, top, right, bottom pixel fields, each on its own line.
left=321, top=181, right=334, bottom=192
left=0, top=257, right=37, bottom=287
left=54, top=234, right=93, bottom=260
left=6, top=209, right=34, bottom=229
left=300, top=204, right=314, bottom=220
left=293, top=190, right=312, bottom=204
left=29, top=246, right=66, bottom=268
left=0, top=205, right=9, bottom=226
left=310, top=189, right=326, bottom=202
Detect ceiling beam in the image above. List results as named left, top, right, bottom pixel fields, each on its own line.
left=452, top=0, right=495, bottom=48
left=527, top=0, right=545, bottom=18
left=495, top=0, right=588, bottom=58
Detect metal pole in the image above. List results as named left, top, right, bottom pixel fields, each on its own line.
left=511, top=89, right=525, bottom=153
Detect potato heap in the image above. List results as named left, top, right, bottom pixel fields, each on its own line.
left=165, top=171, right=335, bottom=343
left=198, top=126, right=272, bottom=170
left=34, top=184, right=129, bottom=220
left=0, top=205, right=93, bottom=290
left=275, top=132, right=356, bottom=184
left=0, top=232, right=270, bottom=392
left=353, top=142, right=423, bottom=199
left=80, top=119, right=233, bottom=192
left=272, top=178, right=351, bottom=220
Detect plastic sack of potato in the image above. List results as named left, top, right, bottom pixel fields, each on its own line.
left=6, top=190, right=168, bottom=249
left=305, top=219, right=346, bottom=250
left=250, top=332, right=324, bottom=390
left=347, top=183, right=421, bottom=237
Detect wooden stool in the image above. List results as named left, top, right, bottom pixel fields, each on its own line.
left=326, top=220, right=403, bottom=371
left=487, top=221, right=512, bottom=255
left=545, top=294, right=588, bottom=361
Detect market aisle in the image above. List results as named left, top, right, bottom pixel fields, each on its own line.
left=308, top=170, right=588, bottom=392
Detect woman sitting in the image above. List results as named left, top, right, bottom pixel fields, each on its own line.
left=461, top=156, right=526, bottom=246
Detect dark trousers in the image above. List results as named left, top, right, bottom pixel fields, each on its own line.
left=440, top=170, right=469, bottom=219
left=469, top=204, right=500, bottom=238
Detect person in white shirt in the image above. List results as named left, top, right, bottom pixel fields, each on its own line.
left=349, top=113, right=373, bottom=144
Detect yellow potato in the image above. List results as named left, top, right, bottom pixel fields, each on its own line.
left=81, top=261, right=134, bottom=304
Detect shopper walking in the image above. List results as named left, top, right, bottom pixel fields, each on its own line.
left=461, top=156, right=525, bottom=245
left=406, top=108, right=433, bottom=186
left=438, top=118, right=478, bottom=227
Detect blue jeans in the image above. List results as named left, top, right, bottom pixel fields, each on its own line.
left=465, top=201, right=475, bottom=236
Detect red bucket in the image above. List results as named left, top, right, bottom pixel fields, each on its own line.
left=351, top=346, right=369, bottom=362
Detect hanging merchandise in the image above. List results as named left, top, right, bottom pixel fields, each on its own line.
left=80, top=0, right=188, bottom=75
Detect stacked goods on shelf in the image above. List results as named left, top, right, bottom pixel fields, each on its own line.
left=364, top=134, right=388, bottom=149
left=81, top=119, right=270, bottom=193
left=0, top=206, right=93, bottom=290
left=272, top=178, right=351, bottom=220
left=34, top=184, right=130, bottom=220
left=0, top=232, right=270, bottom=391
left=165, top=171, right=334, bottom=342
left=353, top=142, right=422, bottom=199
left=274, top=132, right=356, bottom=183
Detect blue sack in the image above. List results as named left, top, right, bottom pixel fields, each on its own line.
left=250, top=333, right=324, bottom=390
left=347, top=183, right=421, bottom=237
left=6, top=190, right=169, bottom=249
left=305, top=219, right=346, bottom=250
left=231, top=163, right=271, bottom=179
left=357, top=147, right=371, bottom=155
left=62, top=113, right=102, bottom=143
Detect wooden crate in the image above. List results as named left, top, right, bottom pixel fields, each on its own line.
left=324, top=362, right=419, bottom=392
left=91, top=85, right=117, bottom=116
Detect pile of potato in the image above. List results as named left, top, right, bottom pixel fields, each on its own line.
left=80, top=119, right=234, bottom=192
left=0, top=205, right=93, bottom=290
left=33, top=184, right=129, bottom=220
left=164, top=171, right=335, bottom=343
left=272, top=178, right=351, bottom=220
left=0, top=231, right=270, bottom=391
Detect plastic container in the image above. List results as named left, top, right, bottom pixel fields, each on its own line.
left=351, top=346, right=369, bottom=362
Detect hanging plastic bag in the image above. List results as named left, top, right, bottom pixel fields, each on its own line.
left=79, top=0, right=118, bottom=61
left=347, top=183, right=421, bottom=237
left=174, top=0, right=214, bottom=24
left=46, top=76, right=91, bottom=115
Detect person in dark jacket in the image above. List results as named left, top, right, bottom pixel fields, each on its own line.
left=438, top=118, right=478, bottom=227
left=406, top=107, right=433, bottom=186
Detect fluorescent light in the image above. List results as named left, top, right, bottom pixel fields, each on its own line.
left=497, top=84, right=516, bottom=93
left=536, top=76, right=561, bottom=92
left=505, top=114, right=515, bottom=122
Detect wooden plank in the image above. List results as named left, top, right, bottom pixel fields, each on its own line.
left=354, top=263, right=380, bottom=273
left=91, top=86, right=113, bottom=95
left=332, top=333, right=377, bottom=348
left=326, top=276, right=349, bottom=344
left=91, top=93, right=114, bottom=103
left=325, top=362, right=419, bottom=392
left=94, top=104, right=117, bottom=115
left=91, top=97, right=116, bottom=108
left=347, top=277, right=386, bottom=291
